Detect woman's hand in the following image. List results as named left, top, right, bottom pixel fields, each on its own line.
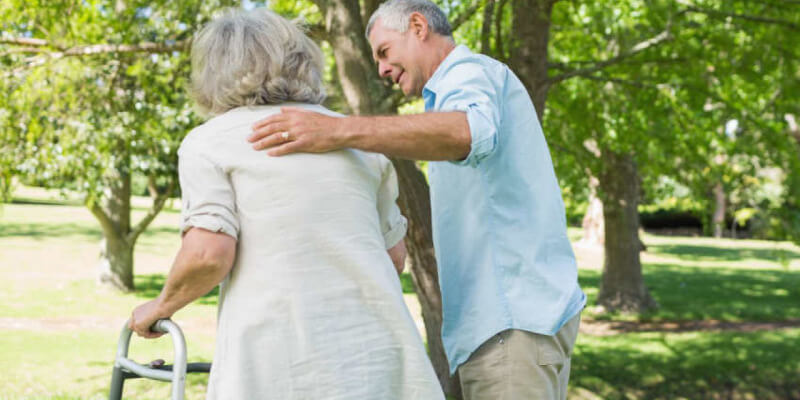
left=388, top=240, right=407, bottom=275
left=126, top=228, right=237, bottom=340
left=129, top=298, right=170, bottom=339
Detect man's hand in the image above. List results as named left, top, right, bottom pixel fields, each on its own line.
left=249, top=107, right=346, bottom=156
left=129, top=298, right=170, bottom=339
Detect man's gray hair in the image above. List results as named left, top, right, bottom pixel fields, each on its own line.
left=365, top=0, right=453, bottom=39
left=190, top=8, right=326, bottom=116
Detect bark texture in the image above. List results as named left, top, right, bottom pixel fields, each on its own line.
left=314, top=0, right=460, bottom=395
left=509, top=0, right=555, bottom=117
left=393, top=159, right=460, bottom=398
left=92, top=153, right=173, bottom=292
left=92, top=165, right=134, bottom=291
left=596, top=150, right=657, bottom=313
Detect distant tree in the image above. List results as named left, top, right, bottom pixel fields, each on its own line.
left=0, top=0, right=239, bottom=291
left=459, top=0, right=800, bottom=312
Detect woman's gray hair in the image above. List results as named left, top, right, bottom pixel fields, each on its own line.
left=365, top=0, right=453, bottom=39
left=190, top=8, right=326, bottom=116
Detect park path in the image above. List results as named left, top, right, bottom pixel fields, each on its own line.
left=578, top=318, right=800, bottom=336
left=3, top=315, right=800, bottom=336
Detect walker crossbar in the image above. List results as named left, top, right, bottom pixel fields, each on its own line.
left=108, top=319, right=211, bottom=400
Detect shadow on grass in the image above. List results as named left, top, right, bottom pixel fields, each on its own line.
left=0, top=222, right=179, bottom=240
left=649, top=243, right=800, bottom=263
left=580, top=264, right=800, bottom=322
left=571, top=329, right=800, bottom=400
left=134, top=274, right=219, bottom=306
left=11, top=197, right=84, bottom=207
left=134, top=272, right=414, bottom=305
left=0, top=222, right=103, bottom=240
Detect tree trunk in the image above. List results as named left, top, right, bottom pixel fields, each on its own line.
left=0, top=173, right=14, bottom=202
left=480, top=0, right=495, bottom=55
left=97, top=234, right=135, bottom=291
left=509, top=0, right=555, bottom=117
left=507, top=0, right=657, bottom=315
left=360, top=0, right=382, bottom=28
left=393, top=159, right=460, bottom=398
left=317, top=0, right=387, bottom=115
left=596, top=150, right=657, bottom=313
left=712, top=182, right=726, bottom=238
left=315, top=0, right=460, bottom=395
left=93, top=161, right=135, bottom=291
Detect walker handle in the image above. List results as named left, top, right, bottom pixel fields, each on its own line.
left=109, top=319, right=187, bottom=400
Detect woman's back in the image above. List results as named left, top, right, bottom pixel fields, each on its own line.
left=178, top=104, right=442, bottom=399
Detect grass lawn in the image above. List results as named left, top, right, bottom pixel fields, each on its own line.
left=1, top=190, right=799, bottom=399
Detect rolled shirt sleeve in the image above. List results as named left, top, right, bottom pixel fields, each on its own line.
left=376, top=157, right=408, bottom=249
left=434, top=62, right=501, bottom=167
left=177, top=143, right=239, bottom=240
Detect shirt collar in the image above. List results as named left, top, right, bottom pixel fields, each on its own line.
left=422, top=44, right=472, bottom=98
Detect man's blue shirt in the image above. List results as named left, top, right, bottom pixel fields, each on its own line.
left=422, top=45, right=586, bottom=374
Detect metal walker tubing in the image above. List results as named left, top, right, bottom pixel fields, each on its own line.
left=109, top=318, right=210, bottom=400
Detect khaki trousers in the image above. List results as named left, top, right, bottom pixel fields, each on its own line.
left=458, top=314, right=581, bottom=400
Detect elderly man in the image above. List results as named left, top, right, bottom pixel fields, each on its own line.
left=249, top=0, right=585, bottom=398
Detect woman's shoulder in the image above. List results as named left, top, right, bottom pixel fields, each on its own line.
left=290, top=104, right=390, bottom=167
left=179, top=105, right=282, bottom=156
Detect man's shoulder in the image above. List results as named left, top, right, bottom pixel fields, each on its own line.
left=432, top=49, right=507, bottom=91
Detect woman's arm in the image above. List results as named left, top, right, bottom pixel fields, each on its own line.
left=387, top=240, right=407, bottom=275
left=129, top=227, right=236, bottom=338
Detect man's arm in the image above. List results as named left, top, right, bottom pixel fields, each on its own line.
left=129, top=227, right=236, bottom=338
left=249, top=108, right=471, bottom=161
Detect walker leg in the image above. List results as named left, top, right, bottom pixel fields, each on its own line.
left=109, top=364, right=125, bottom=400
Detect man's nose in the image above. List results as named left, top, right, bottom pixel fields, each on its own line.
left=378, top=61, right=392, bottom=78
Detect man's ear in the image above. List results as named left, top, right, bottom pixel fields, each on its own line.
left=408, top=12, right=430, bottom=39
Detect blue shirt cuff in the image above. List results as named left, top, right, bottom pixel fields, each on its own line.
left=450, top=104, right=498, bottom=167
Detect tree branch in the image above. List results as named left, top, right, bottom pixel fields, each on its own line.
left=450, top=0, right=482, bottom=32
left=5, top=38, right=190, bottom=75
left=547, top=28, right=674, bottom=85
left=128, top=177, right=175, bottom=244
left=480, top=0, right=495, bottom=54
left=87, top=198, right=119, bottom=239
left=684, top=5, right=800, bottom=31
left=548, top=56, right=686, bottom=70
left=2, top=36, right=190, bottom=55
left=0, top=47, right=45, bottom=57
left=0, top=37, right=50, bottom=47
left=61, top=40, right=190, bottom=56
left=305, top=22, right=328, bottom=41
left=494, top=0, right=508, bottom=61
left=579, top=73, right=665, bottom=90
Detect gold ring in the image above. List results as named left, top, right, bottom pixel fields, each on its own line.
left=281, top=132, right=290, bottom=140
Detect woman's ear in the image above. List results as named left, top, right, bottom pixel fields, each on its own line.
left=408, top=12, right=430, bottom=39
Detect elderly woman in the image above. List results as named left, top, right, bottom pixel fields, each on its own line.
left=128, top=8, right=444, bottom=400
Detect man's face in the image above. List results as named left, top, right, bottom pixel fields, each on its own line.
left=368, top=18, right=427, bottom=96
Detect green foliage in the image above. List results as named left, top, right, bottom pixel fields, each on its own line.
left=562, top=187, right=589, bottom=226
left=0, top=1, right=229, bottom=201
left=453, top=0, right=800, bottom=242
